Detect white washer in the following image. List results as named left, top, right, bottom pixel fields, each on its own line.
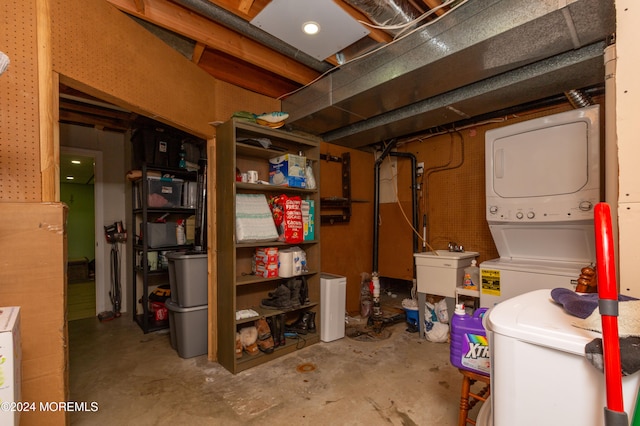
left=484, top=289, right=640, bottom=425
left=479, top=257, right=580, bottom=307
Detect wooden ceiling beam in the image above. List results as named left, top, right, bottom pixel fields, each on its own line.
left=192, top=41, right=206, bottom=64
left=132, top=0, right=144, bottom=13
left=199, top=0, right=270, bottom=21
left=198, top=49, right=300, bottom=99
left=106, top=0, right=320, bottom=85
left=59, top=99, right=133, bottom=121
left=237, top=0, right=255, bottom=15
left=59, top=109, right=131, bottom=132
left=421, top=0, right=446, bottom=16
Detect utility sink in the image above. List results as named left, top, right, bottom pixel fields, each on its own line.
left=413, top=250, right=479, bottom=296
left=415, top=250, right=480, bottom=261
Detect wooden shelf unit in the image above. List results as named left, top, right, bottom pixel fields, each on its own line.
left=216, top=119, right=321, bottom=374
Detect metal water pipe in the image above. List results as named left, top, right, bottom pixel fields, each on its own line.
left=372, top=142, right=419, bottom=273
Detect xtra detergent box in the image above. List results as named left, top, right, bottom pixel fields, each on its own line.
left=269, top=154, right=306, bottom=188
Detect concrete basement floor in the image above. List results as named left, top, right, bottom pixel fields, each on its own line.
left=69, top=309, right=483, bottom=425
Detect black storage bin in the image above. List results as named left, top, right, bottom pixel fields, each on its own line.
left=131, top=127, right=181, bottom=168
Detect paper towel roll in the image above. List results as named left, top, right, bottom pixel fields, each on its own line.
left=292, top=247, right=303, bottom=276
left=278, top=250, right=294, bottom=277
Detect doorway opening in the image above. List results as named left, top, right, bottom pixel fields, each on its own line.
left=61, top=147, right=105, bottom=320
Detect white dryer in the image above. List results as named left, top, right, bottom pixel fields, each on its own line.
left=481, top=105, right=601, bottom=307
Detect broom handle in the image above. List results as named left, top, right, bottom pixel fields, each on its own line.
left=595, top=203, right=626, bottom=423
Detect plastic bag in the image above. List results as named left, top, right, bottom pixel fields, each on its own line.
left=424, top=301, right=449, bottom=343
left=435, top=298, right=449, bottom=324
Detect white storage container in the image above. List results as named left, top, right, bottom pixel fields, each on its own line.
left=485, top=289, right=640, bottom=425
left=320, top=273, right=346, bottom=342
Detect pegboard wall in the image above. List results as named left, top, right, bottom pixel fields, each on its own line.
left=50, top=0, right=217, bottom=139
left=0, top=0, right=42, bottom=201
left=1, top=0, right=281, bottom=202
left=378, top=101, right=602, bottom=280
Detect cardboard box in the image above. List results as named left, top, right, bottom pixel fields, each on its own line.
left=252, top=248, right=279, bottom=278
left=302, top=200, right=315, bottom=241
left=254, top=247, right=278, bottom=264
left=0, top=307, right=21, bottom=426
left=0, top=203, right=67, bottom=425
left=269, top=154, right=306, bottom=188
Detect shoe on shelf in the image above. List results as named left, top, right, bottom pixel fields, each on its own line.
left=267, top=316, right=279, bottom=348
left=260, top=284, right=293, bottom=310
left=299, top=276, right=310, bottom=306
left=287, top=279, right=302, bottom=309
left=307, top=311, right=317, bottom=333
left=255, top=317, right=274, bottom=354
left=239, top=326, right=259, bottom=356
left=287, top=311, right=312, bottom=335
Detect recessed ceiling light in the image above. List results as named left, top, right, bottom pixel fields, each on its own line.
left=66, top=176, right=75, bottom=180
left=251, top=0, right=369, bottom=61
left=71, top=160, right=81, bottom=165
left=302, top=21, right=320, bottom=35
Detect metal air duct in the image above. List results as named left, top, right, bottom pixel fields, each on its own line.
left=282, top=0, right=615, bottom=149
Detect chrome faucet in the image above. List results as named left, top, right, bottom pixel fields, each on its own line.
left=448, top=242, right=464, bottom=252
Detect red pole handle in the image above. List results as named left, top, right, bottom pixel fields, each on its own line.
left=595, top=202, right=624, bottom=413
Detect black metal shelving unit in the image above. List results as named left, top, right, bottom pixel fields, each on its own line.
left=131, top=163, right=199, bottom=333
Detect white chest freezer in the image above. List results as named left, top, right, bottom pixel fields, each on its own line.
left=479, top=258, right=581, bottom=308
left=484, top=289, right=640, bottom=426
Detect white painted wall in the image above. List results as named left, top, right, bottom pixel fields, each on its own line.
left=60, top=123, right=129, bottom=314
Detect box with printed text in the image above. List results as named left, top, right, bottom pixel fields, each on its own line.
left=269, top=154, right=306, bottom=188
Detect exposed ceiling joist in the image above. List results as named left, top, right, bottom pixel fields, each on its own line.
left=106, top=0, right=321, bottom=85
left=64, top=1, right=615, bottom=153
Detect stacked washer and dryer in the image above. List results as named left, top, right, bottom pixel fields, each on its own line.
left=475, top=106, right=640, bottom=424
left=480, top=105, right=601, bottom=308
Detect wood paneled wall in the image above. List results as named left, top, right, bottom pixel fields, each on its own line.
left=320, top=142, right=375, bottom=314
left=379, top=101, right=604, bottom=281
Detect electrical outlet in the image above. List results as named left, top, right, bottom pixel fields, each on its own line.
left=417, top=162, right=424, bottom=176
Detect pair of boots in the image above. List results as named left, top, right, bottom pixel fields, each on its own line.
left=260, top=278, right=308, bottom=310
left=236, top=317, right=275, bottom=357
left=266, top=314, right=286, bottom=348
left=286, top=311, right=316, bottom=335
